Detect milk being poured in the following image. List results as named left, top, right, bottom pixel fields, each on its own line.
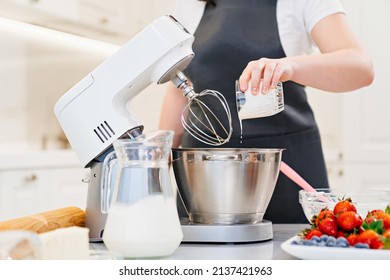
left=103, top=194, right=183, bottom=259
left=236, top=80, right=284, bottom=143
left=238, top=89, right=280, bottom=120
left=237, top=92, right=275, bottom=143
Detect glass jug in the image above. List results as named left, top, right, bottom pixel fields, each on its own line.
left=101, top=130, right=183, bottom=259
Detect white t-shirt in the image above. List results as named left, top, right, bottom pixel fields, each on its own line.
left=172, top=0, right=345, bottom=57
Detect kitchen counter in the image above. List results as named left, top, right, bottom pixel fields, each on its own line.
left=89, top=224, right=308, bottom=260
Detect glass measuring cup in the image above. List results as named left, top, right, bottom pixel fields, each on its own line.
left=236, top=80, right=284, bottom=120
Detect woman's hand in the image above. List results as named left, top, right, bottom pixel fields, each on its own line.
left=239, top=57, right=294, bottom=94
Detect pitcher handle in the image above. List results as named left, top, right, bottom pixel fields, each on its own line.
left=101, top=150, right=117, bottom=214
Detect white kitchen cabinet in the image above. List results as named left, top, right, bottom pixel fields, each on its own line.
left=307, top=0, right=390, bottom=191
left=0, top=152, right=89, bottom=221
left=1, top=0, right=176, bottom=44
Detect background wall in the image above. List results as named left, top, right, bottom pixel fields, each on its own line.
left=0, top=0, right=176, bottom=219
left=0, top=0, right=176, bottom=151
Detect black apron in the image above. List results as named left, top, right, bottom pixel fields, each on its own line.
left=181, top=0, right=329, bottom=223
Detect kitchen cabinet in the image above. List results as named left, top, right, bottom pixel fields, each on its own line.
left=0, top=0, right=176, bottom=221
left=307, top=0, right=390, bottom=191
left=0, top=151, right=88, bottom=221
left=0, top=0, right=176, bottom=44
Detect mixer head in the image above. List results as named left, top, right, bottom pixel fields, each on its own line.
left=54, top=15, right=195, bottom=167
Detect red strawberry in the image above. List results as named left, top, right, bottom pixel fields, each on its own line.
left=314, top=208, right=335, bottom=227
left=355, top=229, right=384, bottom=249
left=304, top=228, right=323, bottom=240
left=333, top=198, right=357, bottom=215
left=337, top=211, right=363, bottom=232
left=346, top=233, right=358, bottom=246
left=364, top=206, right=390, bottom=230
left=368, top=209, right=383, bottom=216
left=337, top=230, right=347, bottom=238
left=318, top=217, right=338, bottom=237
left=374, top=211, right=390, bottom=229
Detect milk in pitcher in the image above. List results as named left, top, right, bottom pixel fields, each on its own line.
left=102, top=194, right=183, bottom=259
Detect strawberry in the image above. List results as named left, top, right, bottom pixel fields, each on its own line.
left=336, top=211, right=363, bottom=232
left=313, top=208, right=335, bottom=227
left=318, top=217, right=338, bottom=237
left=333, top=198, right=357, bottom=215
left=364, top=206, right=390, bottom=230
left=375, top=211, right=390, bottom=229
left=355, top=229, right=384, bottom=249
left=304, top=228, right=323, bottom=240
left=346, top=233, right=358, bottom=246
left=368, top=209, right=383, bottom=216
left=337, top=230, right=347, bottom=238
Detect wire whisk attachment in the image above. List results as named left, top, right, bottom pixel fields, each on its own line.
left=171, top=72, right=233, bottom=146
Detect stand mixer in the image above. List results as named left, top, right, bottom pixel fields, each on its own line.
left=54, top=15, right=199, bottom=241
left=55, top=15, right=272, bottom=244
left=55, top=14, right=235, bottom=242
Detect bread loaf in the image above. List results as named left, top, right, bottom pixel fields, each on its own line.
left=0, top=207, right=85, bottom=233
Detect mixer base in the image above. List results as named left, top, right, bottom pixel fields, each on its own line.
left=180, top=218, right=273, bottom=243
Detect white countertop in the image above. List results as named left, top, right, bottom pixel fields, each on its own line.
left=90, top=224, right=307, bottom=260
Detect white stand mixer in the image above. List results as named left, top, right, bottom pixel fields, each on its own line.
left=54, top=15, right=196, bottom=241
left=54, top=15, right=264, bottom=244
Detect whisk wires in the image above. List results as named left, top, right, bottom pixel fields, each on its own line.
left=181, top=89, right=232, bottom=146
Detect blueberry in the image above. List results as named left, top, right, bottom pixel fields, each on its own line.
left=336, top=237, right=349, bottom=248
left=336, top=236, right=347, bottom=243
left=327, top=236, right=337, bottom=243
left=302, top=239, right=315, bottom=246
left=310, top=236, right=321, bottom=243
left=317, top=241, right=327, bottom=247
left=320, top=234, right=329, bottom=242
left=337, top=241, right=349, bottom=248
left=354, top=242, right=370, bottom=249
left=325, top=236, right=336, bottom=246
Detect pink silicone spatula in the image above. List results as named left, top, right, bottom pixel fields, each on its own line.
left=279, top=161, right=317, bottom=193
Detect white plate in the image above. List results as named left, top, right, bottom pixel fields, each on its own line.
left=281, top=236, right=390, bottom=260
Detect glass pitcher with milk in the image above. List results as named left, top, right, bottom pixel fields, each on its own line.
left=101, top=130, right=182, bottom=259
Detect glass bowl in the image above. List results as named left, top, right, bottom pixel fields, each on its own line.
left=299, top=188, right=390, bottom=222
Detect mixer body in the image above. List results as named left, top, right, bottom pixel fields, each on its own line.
left=54, top=15, right=196, bottom=241
left=54, top=14, right=237, bottom=241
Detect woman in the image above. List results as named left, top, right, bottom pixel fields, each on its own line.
left=160, top=0, right=374, bottom=223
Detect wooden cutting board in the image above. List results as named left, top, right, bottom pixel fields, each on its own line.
left=0, top=207, right=85, bottom=233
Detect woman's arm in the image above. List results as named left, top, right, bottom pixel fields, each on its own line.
left=239, top=13, right=374, bottom=94
left=159, top=82, right=188, bottom=148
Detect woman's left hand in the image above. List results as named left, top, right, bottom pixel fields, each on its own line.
left=238, top=57, right=293, bottom=95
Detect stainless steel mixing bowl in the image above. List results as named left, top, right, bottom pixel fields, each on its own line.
left=171, top=148, right=284, bottom=224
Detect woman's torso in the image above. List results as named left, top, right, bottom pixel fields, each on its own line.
left=182, top=0, right=316, bottom=146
